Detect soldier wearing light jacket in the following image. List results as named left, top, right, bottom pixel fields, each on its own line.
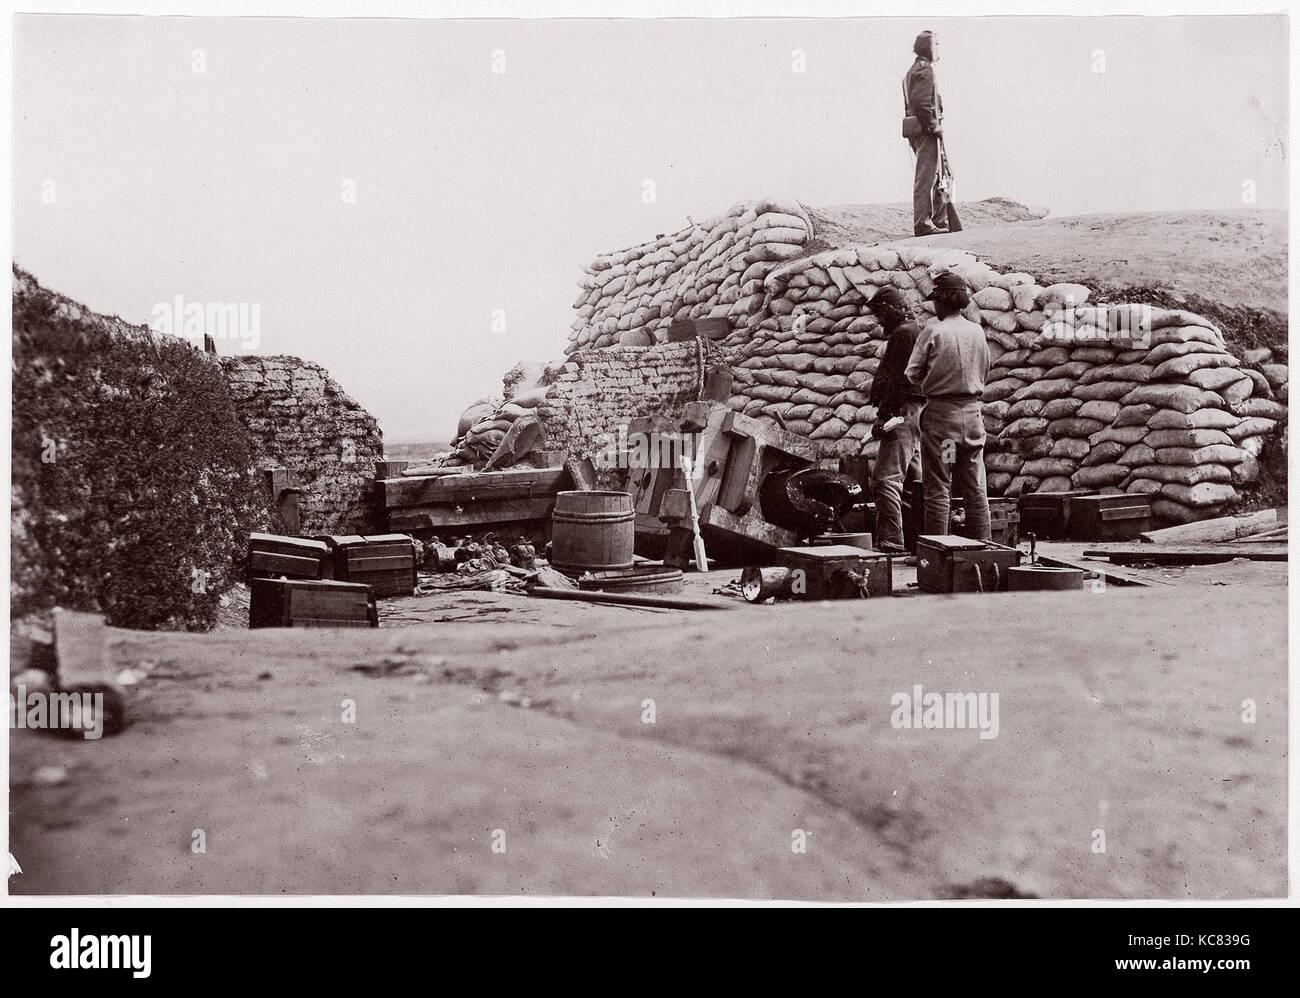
left=903, top=30, right=947, bottom=237
left=905, top=271, right=991, bottom=539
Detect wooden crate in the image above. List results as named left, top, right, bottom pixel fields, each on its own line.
left=988, top=498, right=1020, bottom=548
left=775, top=545, right=893, bottom=598
left=247, top=533, right=332, bottom=582
left=903, top=489, right=1018, bottom=549
left=316, top=534, right=417, bottom=598
left=916, top=535, right=1021, bottom=594
left=1017, top=490, right=1100, bottom=540
left=949, top=497, right=1020, bottom=548
left=249, top=578, right=377, bottom=629
left=1066, top=495, right=1152, bottom=542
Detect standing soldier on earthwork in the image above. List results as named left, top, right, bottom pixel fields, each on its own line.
left=903, top=29, right=948, bottom=237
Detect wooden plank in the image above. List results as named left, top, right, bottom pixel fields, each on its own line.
left=289, top=618, right=374, bottom=629
left=701, top=504, right=801, bottom=551
left=1237, top=527, right=1288, bottom=542
left=717, top=433, right=758, bottom=513
left=722, top=409, right=820, bottom=461
left=1032, top=553, right=1164, bottom=588
left=528, top=585, right=728, bottom=611
left=249, top=533, right=330, bottom=556
left=249, top=551, right=324, bottom=578
left=379, top=467, right=569, bottom=509
left=399, top=466, right=468, bottom=478
left=1139, top=507, right=1286, bottom=544
left=388, top=496, right=556, bottom=531
left=344, top=554, right=412, bottom=572
left=1082, top=543, right=1288, bottom=565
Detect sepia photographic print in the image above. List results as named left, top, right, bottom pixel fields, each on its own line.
left=5, top=1, right=1292, bottom=917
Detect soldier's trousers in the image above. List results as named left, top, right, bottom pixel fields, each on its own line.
left=920, top=398, right=990, bottom=540
left=909, top=134, right=945, bottom=234
left=870, top=398, right=923, bottom=548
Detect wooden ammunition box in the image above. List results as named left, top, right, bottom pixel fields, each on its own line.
left=916, top=535, right=1022, bottom=594
left=951, top=496, right=1019, bottom=545
left=988, top=497, right=1021, bottom=548
left=1066, top=494, right=1152, bottom=542
left=315, top=534, right=417, bottom=598
left=775, top=545, right=894, bottom=599
left=247, top=533, right=332, bottom=583
left=1017, top=490, right=1100, bottom=540
left=249, top=578, right=377, bottom=629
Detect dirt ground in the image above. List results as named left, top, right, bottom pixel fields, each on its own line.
left=806, top=198, right=1050, bottom=252
left=808, top=204, right=1286, bottom=321
left=9, top=547, right=1287, bottom=901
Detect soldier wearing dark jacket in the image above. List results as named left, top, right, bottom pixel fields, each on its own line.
left=866, top=287, right=925, bottom=553
left=904, top=30, right=946, bottom=236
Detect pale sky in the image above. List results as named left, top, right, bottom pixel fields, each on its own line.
left=12, top=14, right=1288, bottom=441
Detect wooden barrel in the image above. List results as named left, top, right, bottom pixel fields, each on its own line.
left=551, top=491, right=635, bottom=574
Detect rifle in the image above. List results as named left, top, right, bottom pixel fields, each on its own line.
left=937, top=136, right=963, bottom=233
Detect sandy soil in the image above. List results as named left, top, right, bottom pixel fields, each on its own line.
left=808, top=204, right=1287, bottom=354
left=9, top=550, right=1286, bottom=901
left=810, top=204, right=1285, bottom=317
left=806, top=198, right=1050, bottom=251
left=910, top=210, right=1287, bottom=319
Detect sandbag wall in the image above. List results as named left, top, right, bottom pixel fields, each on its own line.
left=568, top=198, right=814, bottom=352
left=726, top=244, right=1288, bottom=525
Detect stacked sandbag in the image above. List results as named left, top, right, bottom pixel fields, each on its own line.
left=442, top=363, right=556, bottom=469
left=988, top=302, right=1286, bottom=522
left=568, top=198, right=813, bottom=352
left=725, top=243, right=1006, bottom=458
left=562, top=200, right=1286, bottom=524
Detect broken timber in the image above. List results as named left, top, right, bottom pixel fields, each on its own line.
left=528, top=586, right=727, bottom=611
left=629, top=401, right=820, bottom=564
left=379, top=466, right=570, bottom=531
left=1081, top=543, right=1287, bottom=565
left=1031, top=552, right=1164, bottom=587
left=1138, top=507, right=1286, bottom=544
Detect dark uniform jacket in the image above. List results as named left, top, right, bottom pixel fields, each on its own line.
left=868, top=318, right=924, bottom=425
left=903, top=57, right=943, bottom=133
